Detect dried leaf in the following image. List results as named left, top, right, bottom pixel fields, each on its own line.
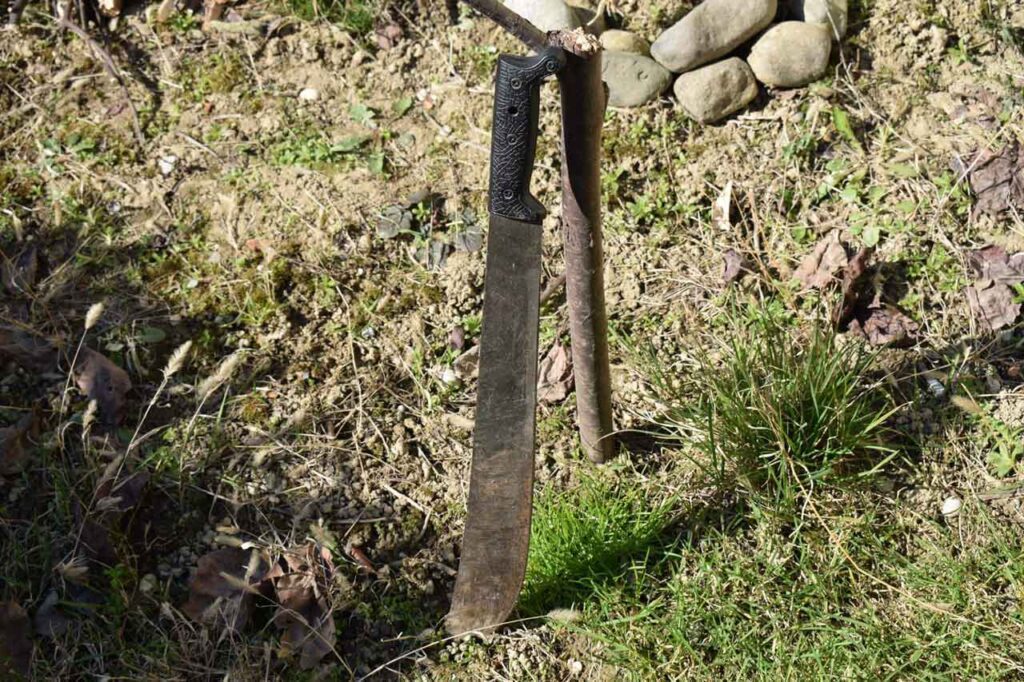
left=0, top=601, right=32, bottom=677
left=793, top=231, right=848, bottom=289
left=847, top=306, right=918, bottom=347
left=721, top=248, right=746, bottom=285
left=270, top=545, right=336, bottom=670
left=182, top=548, right=270, bottom=633
left=967, top=143, right=1024, bottom=217
left=347, top=545, right=376, bottom=574
left=712, top=181, right=733, bottom=231
left=0, top=326, right=58, bottom=371
left=74, top=348, right=131, bottom=427
left=537, top=342, right=573, bottom=405
left=833, top=247, right=875, bottom=329
left=1, top=411, right=37, bottom=476
left=202, top=0, right=230, bottom=26
left=966, top=283, right=1020, bottom=331
left=967, top=245, right=1024, bottom=286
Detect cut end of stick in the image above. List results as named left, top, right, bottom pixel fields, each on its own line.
left=547, top=28, right=601, bottom=57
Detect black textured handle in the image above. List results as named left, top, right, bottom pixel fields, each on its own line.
left=488, top=48, right=566, bottom=222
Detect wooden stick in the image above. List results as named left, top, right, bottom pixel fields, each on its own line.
left=557, top=40, right=614, bottom=463
left=459, top=0, right=547, bottom=51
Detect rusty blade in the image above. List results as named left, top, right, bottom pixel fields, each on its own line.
left=446, top=214, right=543, bottom=635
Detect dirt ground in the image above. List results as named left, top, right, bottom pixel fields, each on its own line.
left=2, top=0, right=1024, bottom=678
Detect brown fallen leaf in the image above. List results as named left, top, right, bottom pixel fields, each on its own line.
left=182, top=548, right=271, bottom=634
left=967, top=245, right=1024, bottom=286
left=537, top=341, right=573, bottom=405
left=0, top=326, right=59, bottom=371
left=967, top=143, right=1024, bottom=218
left=721, top=248, right=747, bottom=285
left=270, top=545, right=336, bottom=670
left=847, top=306, right=919, bottom=347
left=832, top=248, right=918, bottom=346
left=203, top=0, right=230, bottom=25
left=375, top=22, right=403, bottom=49
left=0, top=411, right=37, bottom=476
left=793, top=231, right=848, bottom=290
left=346, top=545, right=376, bottom=575
left=966, top=283, right=1020, bottom=331
left=833, top=246, right=875, bottom=329
left=0, top=601, right=32, bottom=678
left=74, top=348, right=131, bottom=427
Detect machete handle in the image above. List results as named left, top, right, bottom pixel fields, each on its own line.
left=488, top=47, right=566, bottom=223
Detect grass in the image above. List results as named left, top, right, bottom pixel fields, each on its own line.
left=520, top=475, right=678, bottom=616
left=280, top=0, right=378, bottom=31
left=568, top=500, right=1024, bottom=679
left=651, top=313, right=896, bottom=516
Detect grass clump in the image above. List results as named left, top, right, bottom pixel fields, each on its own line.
left=520, top=475, right=677, bottom=616
left=657, top=315, right=894, bottom=514
left=282, top=0, right=377, bottom=31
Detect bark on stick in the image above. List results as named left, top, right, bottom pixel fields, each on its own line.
left=557, top=44, right=614, bottom=463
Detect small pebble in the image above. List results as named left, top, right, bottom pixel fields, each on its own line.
left=157, top=155, right=177, bottom=176
left=298, top=87, right=320, bottom=101
left=941, top=496, right=962, bottom=517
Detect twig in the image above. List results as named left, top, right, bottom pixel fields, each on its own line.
left=539, top=272, right=566, bottom=307
left=458, top=0, right=546, bottom=51
left=56, top=16, right=146, bottom=154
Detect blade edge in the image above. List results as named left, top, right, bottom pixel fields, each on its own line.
left=447, top=215, right=543, bottom=635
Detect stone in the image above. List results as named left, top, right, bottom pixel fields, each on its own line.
left=298, top=87, right=320, bottom=101
left=600, top=29, right=650, bottom=55
left=747, top=22, right=832, bottom=88
left=673, top=58, right=758, bottom=123
left=650, top=0, right=776, bottom=73
left=786, top=0, right=848, bottom=39
left=601, top=52, right=672, bottom=108
left=503, top=0, right=579, bottom=32
left=941, top=496, right=962, bottom=517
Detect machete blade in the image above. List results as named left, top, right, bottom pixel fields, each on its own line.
left=446, top=214, right=543, bottom=635
left=447, top=47, right=565, bottom=636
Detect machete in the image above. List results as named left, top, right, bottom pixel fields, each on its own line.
left=447, top=46, right=566, bottom=636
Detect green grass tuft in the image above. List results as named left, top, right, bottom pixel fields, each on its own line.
left=654, top=314, right=895, bottom=515
left=519, top=476, right=677, bottom=616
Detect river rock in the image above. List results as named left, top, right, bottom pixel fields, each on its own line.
left=602, top=52, right=672, bottom=107
left=600, top=29, right=650, bottom=55
left=503, top=0, right=579, bottom=32
left=650, top=0, right=776, bottom=73
left=673, top=58, right=758, bottom=123
left=786, top=0, right=847, bottom=39
left=747, top=22, right=832, bottom=87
